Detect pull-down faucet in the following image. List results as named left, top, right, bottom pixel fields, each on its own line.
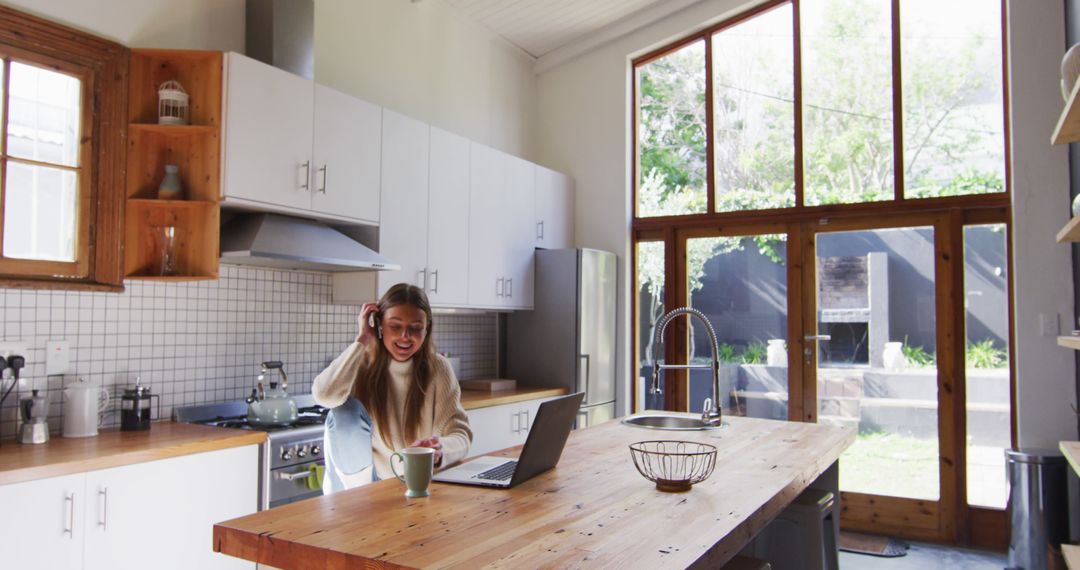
left=649, top=307, right=724, bottom=426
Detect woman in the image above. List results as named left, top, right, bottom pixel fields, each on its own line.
left=313, top=283, right=472, bottom=491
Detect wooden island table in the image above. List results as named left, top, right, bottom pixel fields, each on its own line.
left=214, top=414, right=854, bottom=569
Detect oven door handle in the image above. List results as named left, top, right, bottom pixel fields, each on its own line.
left=278, top=469, right=316, bottom=481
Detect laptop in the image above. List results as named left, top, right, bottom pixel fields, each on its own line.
left=434, top=392, right=585, bottom=488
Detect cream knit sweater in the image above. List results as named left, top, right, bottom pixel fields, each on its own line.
left=312, top=342, right=472, bottom=480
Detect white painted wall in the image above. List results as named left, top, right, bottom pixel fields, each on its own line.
left=1008, top=2, right=1077, bottom=448
left=536, top=0, right=1078, bottom=445
left=315, top=0, right=537, bottom=160
left=0, top=0, right=245, bottom=51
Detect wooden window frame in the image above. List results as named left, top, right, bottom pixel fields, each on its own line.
left=0, top=6, right=127, bottom=291
left=629, top=0, right=1014, bottom=549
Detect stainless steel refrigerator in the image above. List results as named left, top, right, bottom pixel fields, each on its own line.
left=507, top=248, right=617, bottom=428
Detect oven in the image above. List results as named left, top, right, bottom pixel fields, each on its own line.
left=175, top=395, right=328, bottom=510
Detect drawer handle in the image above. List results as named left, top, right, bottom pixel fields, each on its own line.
left=64, top=493, right=75, bottom=537
left=98, top=487, right=109, bottom=530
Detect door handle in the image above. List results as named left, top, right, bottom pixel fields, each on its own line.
left=430, top=269, right=439, bottom=294
left=506, top=278, right=513, bottom=298
left=521, top=409, right=530, bottom=432
left=98, top=487, right=109, bottom=531
left=803, top=335, right=832, bottom=341
left=579, top=354, right=590, bottom=401
left=64, top=493, right=75, bottom=537
left=317, top=164, right=327, bottom=193
left=496, top=277, right=504, bottom=298
left=279, top=469, right=316, bottom=481
left=417, top=268, right=427, bottom=289
left=536, top=221, right=544, bottom=240
left=511, top=411, right=520, bottom=433
left=299, top=161, right=311, bottom=191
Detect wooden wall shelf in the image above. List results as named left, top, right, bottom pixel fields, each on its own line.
left=125, top=49, right=222, bottom=282
left=1056, top=215, right=1080, bottom=243
left=1057, top=336, right=1080, bottom=351
left=1054, top=77, right=1080, bottom=145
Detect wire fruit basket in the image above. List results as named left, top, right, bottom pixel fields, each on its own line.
left=629, top=440, right=717, bottom=492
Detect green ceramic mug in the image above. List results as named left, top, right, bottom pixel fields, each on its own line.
left=390, top=447, right=435, bottom=498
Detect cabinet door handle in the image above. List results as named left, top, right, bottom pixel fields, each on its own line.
left=506, top=278, right=513, bottom=299
left=496, top=277, right=504, bottom=297
left=430, top=269, right=439, bottom=294
left=522, top=409, right=530, bottom=431
left=317, top=164, right=328, bottom=194
left=511, top=411, right=520, bottom=433
left=299, top=161, right=311, bottom=191
left=536, top=221, right=544, bottom=240
left=64, top=492, right=75, bottom=537
left=417, top=268, right=427, bottom=289
left=98, top=487, right=109, bottom=530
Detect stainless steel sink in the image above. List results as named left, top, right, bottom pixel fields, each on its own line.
left=621, top=415, right=724, bottom=431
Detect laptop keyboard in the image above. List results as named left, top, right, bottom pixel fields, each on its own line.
left=476, top=461, right=517, bottom=481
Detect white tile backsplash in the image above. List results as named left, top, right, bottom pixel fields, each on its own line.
left=0, top=266, right=496, bottom=440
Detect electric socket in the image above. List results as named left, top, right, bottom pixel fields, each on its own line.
left=0, top=341, right=28, bottom=361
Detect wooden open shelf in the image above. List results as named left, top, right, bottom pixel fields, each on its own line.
left=1056, top=214, right=1080, bottom=243
left=126, top=126, right=219, bottom=200
left=128, top=49, right=222, bottom=127
left=124, top=200, right=218, bottom=280
left=1057, top=336, right=1080, bottom=351
left=125, top=49, right=222, bottom=281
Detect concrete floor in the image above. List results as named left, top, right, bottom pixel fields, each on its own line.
left=839, top=541, right=1007, bottom=569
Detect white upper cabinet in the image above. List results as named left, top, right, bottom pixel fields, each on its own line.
left=311, top=85, right=382, bottom=223
left=223, top=52, right=313, bottom=211
left=534, top=165, right=574, bottom=250
left=426, top=127, right=471, bottom=306
left=467, top=143, right=507, bottom=308
left=504, top=154, right=535, bottom=309
left=377, top=110, right=430, bottom=297
left=222, top=53, right=381, bottom=224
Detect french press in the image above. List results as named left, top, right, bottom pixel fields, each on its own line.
left=120, top=377, right=160, bottom=431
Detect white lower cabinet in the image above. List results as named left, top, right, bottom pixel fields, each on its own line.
left=465, top=396, right=560, bottom=458
left=0, top=445, right=258, bottom=570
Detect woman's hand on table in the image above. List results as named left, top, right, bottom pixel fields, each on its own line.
left=412, top=436, right=443, bottom=466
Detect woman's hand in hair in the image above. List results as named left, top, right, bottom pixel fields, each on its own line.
left=411, top=436, right=443, bottom=466
left=356, top=303, right=380, bottom=346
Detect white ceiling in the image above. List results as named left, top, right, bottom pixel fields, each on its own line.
left=444, top=0, right=681, bottom=60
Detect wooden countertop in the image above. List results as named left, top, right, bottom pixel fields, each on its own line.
left=459, top=386, right=568, bottom=410
left=0, top=422, right=265, bottom=486
left=214, top=415, right=855, bottom=569
left=1061, top=441, right=1080, bottom=476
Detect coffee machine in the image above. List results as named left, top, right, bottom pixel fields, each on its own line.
left=19, top=389, right=49, bottom=444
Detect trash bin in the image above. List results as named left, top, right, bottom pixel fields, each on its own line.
left=1006, top=448, right=1068, bottom=570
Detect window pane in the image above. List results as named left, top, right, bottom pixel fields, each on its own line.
left=964, top=224, right=1010, bottom=508
left=637, top=40, right=707, bottom=217
left=802, top=0, right=894, bottom=206
left=688, top=235, right=788, bottom=419
left=3, top=162, right=78, bottom=261
left=712, top=5, right=795, bottom=212
left=637, top=241, right=665, bottom=410
left=817, top=227, right=940, bottom=501
left=901, top=1, right=1005, bottom=199
left=7, top=61, right=82, bottom=168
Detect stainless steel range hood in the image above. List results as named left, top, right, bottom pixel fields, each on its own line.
left=220, top=213, right=399, bottom=272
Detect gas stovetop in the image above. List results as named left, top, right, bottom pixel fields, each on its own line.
left=174, top=395, right=328, bottom=437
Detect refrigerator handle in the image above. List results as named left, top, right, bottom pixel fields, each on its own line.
left=579, top=354, right=590, bottom=402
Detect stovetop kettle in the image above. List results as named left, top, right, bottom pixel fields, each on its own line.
left=246, top=361, right=298, bottom=427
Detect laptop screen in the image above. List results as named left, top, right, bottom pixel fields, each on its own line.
left=508, top=392, right=585, bottom=487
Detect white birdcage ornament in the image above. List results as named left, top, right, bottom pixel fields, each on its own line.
left=157, top=80, right=189, bottom=125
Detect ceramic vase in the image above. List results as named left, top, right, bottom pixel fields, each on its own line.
left=158, top=164, right=184, bottom=200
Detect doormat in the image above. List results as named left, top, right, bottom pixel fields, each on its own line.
left=838, top=531, right=910, bottom=557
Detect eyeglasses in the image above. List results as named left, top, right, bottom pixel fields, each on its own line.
left=384, top=322, right=427, bottom=339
